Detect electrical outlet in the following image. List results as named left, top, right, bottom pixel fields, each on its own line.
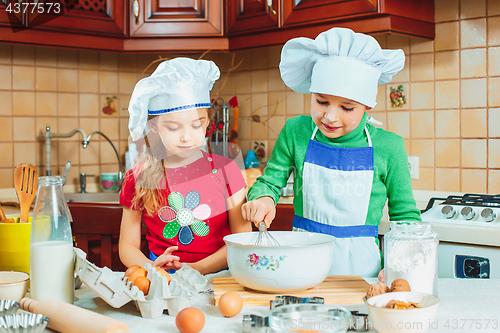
left=408, top=156, right=419, bottom=179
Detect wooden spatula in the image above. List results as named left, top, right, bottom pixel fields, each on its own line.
left=14, top=163, right=38, bottom=224
left=0, top=203, right=15, bottom=223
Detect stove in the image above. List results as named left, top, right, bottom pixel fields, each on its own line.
left=421, top=193, right=500, bottom=226
left=420, top=194, right=500, bottom=279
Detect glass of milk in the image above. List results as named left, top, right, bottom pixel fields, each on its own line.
left=30, top=176, right=74, bottom=304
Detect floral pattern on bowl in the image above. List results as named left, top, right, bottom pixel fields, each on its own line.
left=246, top=254, right=286, bottom=271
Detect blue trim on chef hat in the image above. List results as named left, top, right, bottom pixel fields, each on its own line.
left=148, top=102, right=212, bottom=115
left=127, top=57, right=220, bottom=141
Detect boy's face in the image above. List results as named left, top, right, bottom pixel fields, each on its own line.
left=310, top=93, right=370, bottom=139
left=149, top=108, right=209, bottom=160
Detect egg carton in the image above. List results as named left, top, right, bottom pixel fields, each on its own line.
left=73, top=248, right=208, bottom=319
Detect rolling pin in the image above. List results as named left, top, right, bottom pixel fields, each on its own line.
left=20, top=298, right=130, bottom=333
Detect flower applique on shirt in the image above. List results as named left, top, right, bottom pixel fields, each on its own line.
left=159, top=191, right=211, bottom=245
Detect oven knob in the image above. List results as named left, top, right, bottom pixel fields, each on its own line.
left=441, top=205, right=456, bottom=219
left=461, top=206, right=475, bottom=220
left=481, top=208, right=496, bottom=222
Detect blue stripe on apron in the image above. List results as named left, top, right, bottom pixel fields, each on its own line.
left=305, top=139, right=374, bottom=171
left=292, top=215, right=379, bottom=238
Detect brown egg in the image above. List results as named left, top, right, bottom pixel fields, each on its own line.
left=175, top=307, right=205, bottom=333
left=123, top=265, right=141, bottom=279
left=132, top=276, right=150, bottom=295
left=155, top=267, right=172, bottom=284
left=218, top=291, right=243, bottom=317
left=128, top=267, right=148, bottom=283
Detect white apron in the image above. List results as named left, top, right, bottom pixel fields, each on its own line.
left=292, top=126, right=381, bottom=277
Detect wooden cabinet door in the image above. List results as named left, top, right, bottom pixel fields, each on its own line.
left=0, top=0, right=126, bottom=37
left=130, top=0, right=223, bottom=37
left=282, top=0, right=378, bottom=27
left=227, top=0, right=279, bottom=35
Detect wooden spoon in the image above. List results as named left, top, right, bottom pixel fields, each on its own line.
left=0, top=203, right=15, bottom=223
left=14, top=163, right=38, bottom=224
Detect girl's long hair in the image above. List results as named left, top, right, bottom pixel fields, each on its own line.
left=130, top=108, right=214, bottom=216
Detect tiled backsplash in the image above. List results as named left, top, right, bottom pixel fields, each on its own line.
left=0, top=0, right=499, bottom=193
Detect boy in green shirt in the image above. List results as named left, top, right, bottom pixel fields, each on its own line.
left=241, top=27, right=421, bottom=278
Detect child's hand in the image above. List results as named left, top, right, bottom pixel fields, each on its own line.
left=241, top=196, right=276, bottom=228
left=378, top=268, right=385, bottom=283
left=153, top=246, right=182, bottom=270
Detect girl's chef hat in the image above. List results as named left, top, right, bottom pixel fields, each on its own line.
left=280, top=27, right=404, bottom=108
left=128, top=57, right=220, bottom=141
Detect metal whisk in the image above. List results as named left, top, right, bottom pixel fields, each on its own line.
left=255, top=222, right=280, bottom=246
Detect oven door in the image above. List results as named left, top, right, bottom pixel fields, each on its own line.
left=439, top=242, right=500, bottom=278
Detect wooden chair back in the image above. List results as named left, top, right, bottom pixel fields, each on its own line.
left=67, top=202, right=148, bottom=271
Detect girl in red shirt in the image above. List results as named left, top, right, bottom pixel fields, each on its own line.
left=119, top=58, right=250, bottom=275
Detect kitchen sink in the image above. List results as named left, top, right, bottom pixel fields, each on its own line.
left=64, top=192, right=120, bottom=203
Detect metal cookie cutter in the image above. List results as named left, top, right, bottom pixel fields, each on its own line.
left=269, top=295, right=325, bottom=309
left=242, top=314, right=269, bottom=333
left=348, top=310, right=370, bottom=332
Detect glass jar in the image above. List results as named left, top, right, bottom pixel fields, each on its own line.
left=383, top=221, right=438, bottom=295
left=30, top=176, right=74, bottom=303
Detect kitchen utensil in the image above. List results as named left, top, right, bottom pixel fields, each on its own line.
left=350, top=311, right=370, bottom=332
left=0, top=313, right=49, bottom=333
left=0, top=271, right=29, bottom=303
left=14, top=163, right=38, bottom=224
left=0, top=300, right=20, bottom=317
left=0, top=204, right=15, bottom=223
left=364, top=291, right=439, bottom=333
left=213, top=275, right=369, bottom=306
left=268, top=304, right=351, bottom=333
left=255, top=222, right=280, bottom=246
left=20, top=298, right=130, bottom=333
left=242, top=314, right=269, bottom=333
left=62, top=160, right=71, bottom=185
left=269, top=295, right=324, bottom=309
left=224, top=231, right=335, bottom=292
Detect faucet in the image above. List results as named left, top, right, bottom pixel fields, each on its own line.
left=41, top=125, right=88, bottom=176
left=41, top=126, right=124, bottom=190
left=84, top=131, right=124, bottom=189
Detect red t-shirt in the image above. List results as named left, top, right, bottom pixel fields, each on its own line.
left=120, top=152, right=246, bottom=263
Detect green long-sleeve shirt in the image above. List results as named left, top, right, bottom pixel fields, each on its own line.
left=248, top=113, right=421, bottom=226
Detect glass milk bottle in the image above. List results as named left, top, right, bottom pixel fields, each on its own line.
left=30, top=176, right=74, bottom=303
left=384, top=221, right=439, bottom=295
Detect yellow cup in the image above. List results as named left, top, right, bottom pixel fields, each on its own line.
left=0, top=217, right=32, bottom=275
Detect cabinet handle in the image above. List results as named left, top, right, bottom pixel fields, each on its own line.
left=267, top=0, right=276, bottom=15
left=132, top=0, right=140, bottom=23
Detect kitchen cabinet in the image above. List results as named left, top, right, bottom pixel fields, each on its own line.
left=228, top=0, right=434, bottom=50
left=0, top=0, right=433, bottom=52
left=130, top=0, right=223, bottom=37
left=0, top=0, right=126, bottom=50
left=226, top=0, right=279, bottom=35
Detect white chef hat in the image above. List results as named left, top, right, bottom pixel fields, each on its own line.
left=128, top=57, right=220, bottom=141
left=279, top=27, right=404, bottom=108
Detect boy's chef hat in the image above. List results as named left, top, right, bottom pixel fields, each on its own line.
left=128, top=57, right=220, bottom=141
left=280, top=27, right=404, bottom=108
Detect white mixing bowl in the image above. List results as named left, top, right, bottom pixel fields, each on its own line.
left=224, top=231, right=335, bottom=292
left=364, top=291, right=440, bottom=333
